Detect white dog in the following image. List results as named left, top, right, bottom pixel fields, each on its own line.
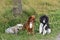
left=5, top=24, right=23, bottom=34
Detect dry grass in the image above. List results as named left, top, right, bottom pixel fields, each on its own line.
left=22, top=0, right=60, bottom=14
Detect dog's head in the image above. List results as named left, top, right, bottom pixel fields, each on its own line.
left=16, top=24, right=23, bottom=30
left=40, top=15, right=48, bottom=24
left=28, top=15, right=35, bottom=23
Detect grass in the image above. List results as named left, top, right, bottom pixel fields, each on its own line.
left=0, top=10, right=60, bottom=40
left=0, top=0, right=60, bottom=40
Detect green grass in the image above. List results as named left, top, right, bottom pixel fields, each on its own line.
left=0, top=10, right=60, bottom=40
left=0, top=0, right=60, bottom=40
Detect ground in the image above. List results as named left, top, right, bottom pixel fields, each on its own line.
left=56, top=33, right=60, bottom=40
left=0, top=0, right=60, bottom=40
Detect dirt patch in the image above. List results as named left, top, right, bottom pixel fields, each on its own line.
left=56, top=34, right=60, bottom=40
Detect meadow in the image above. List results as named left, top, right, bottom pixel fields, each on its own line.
left=0, top=0, right=60, bottom=40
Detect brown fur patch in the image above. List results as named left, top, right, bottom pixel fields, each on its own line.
left=23, top=15, right=35, bottom=34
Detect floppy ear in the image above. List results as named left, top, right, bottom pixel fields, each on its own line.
left=46, top=16, right=49, bottom=23
left=40, top=17, right=43, bottom=23
left=29, top=16, right=32, bottom=20
left=28, top=16, right=32, bottom=22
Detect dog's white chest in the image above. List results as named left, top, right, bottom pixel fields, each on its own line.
left=30, top=22, right=33, bottom=28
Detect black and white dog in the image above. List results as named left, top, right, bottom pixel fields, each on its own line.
left=39, top=15, right=51, bottom=35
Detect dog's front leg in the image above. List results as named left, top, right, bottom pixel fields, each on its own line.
left=39, top=23, right=43, bottom=34
left=43, top=24, right=47, bottom=35
left=14, top=29, right=18, bottom=35
left=43, top=29, right=47, bottom=35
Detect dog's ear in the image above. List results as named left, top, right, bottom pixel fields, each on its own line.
left=29, top=16, right=32, bottom=20
left=40, top=16, right=43, bottom=23
left=46, top=16, right=49, bottom=23
left=28, top=16, right=32, bottom=22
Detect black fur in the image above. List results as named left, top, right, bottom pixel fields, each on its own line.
left=40, top=15, right=50, bottom=30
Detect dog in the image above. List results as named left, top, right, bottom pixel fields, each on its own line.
left=23, top=15, right=35, bottom=34
left=5, top=24, right=23, bottom=34
left=39, top=15, right=51, bottom=35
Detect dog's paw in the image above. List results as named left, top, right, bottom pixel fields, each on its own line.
left=47, top=29, right=51, bottom=34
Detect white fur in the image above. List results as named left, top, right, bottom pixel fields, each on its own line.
left=5, top=24, right=23, bottom=34
left=5, top=27, right=18, bottom=34
left=43, top=24, right=47, bottom=35
left=39, top=24, right=51, bottom=35
left=43, top=29, right=47, bottom=35
left=16, top=24, right=23, bottom=27
left=30, top=22, right=33, bottom=28
left=47, top=28, right=51, bottom=34
left=39, top=23, right=43, bottom=33
left=5, top=27, right=13, bottom=33
left=43, top=28, right=51, bottom=35
left=16, top=24, right=23, bottom=29
left=43, top=20, right=45, bottom=23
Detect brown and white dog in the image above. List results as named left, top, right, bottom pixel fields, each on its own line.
left=23, top=15, right=35, bottom=34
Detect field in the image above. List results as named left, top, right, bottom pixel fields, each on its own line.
left=0, top=0, right=60, bottom=40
